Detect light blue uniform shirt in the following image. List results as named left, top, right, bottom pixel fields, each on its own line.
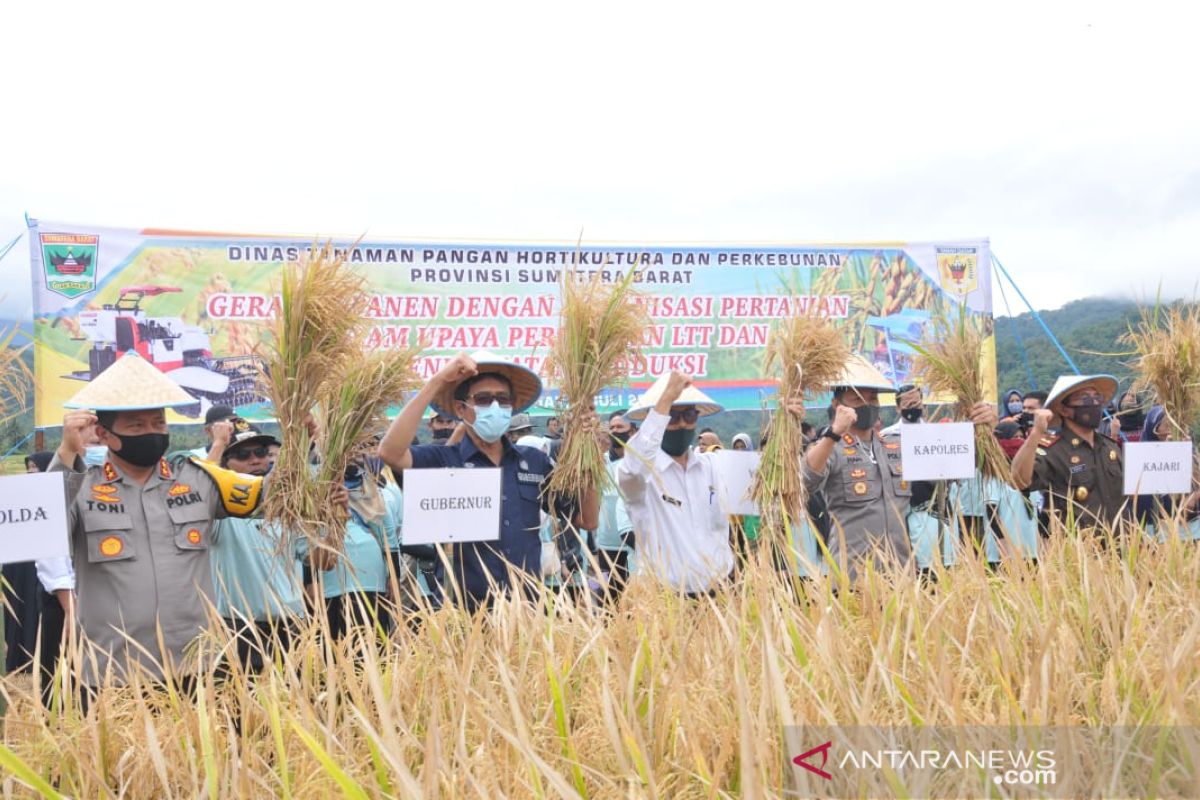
left=944, top=478, right=1038, bottom=564
left=595, top=460, right=634, bottom=552
left=211, top=518, right=305, bottom=620
left=304, top=486, right=398, bottom=598
left=379, top=481, right=434, bottom=597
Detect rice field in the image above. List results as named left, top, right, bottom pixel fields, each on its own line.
left=2, top=524, right=1198, bottom=798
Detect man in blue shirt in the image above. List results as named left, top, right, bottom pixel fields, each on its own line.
left=378, top=350, right=599, bottom=611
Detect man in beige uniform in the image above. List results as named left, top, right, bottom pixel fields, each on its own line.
left=46, top=354, right=266, bottom=686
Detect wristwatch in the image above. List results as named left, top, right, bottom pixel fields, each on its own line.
left=820, top=426, right=841, bottom=443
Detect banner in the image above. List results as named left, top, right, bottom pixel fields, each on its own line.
left=28, top=218, right=994, bottom=426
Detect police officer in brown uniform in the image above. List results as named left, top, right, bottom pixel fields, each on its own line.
left=45, top=354, right=271, bottom=687
left=1011, top=374, right=1126, bottom=530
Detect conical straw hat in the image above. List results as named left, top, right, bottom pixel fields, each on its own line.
left=626, top=373, right=724, bottom=421
left=64, top=352, right=196, bottom=410
left=831, top=353, right=895, bottom=393
left=1045, top=374, right=1117, bottom=413
left=430, top=349, right=543, bottom=419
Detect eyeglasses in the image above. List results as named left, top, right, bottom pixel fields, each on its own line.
left=1066, top=394, right=1104, bottom=407
left=228, top=446, right=270, bottom=460
left=668, top=407, right=700, bottom=424
left=464, top=392, right=513, bottom=408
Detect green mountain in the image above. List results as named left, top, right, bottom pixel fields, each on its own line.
left=994, top=297, right=1141, bottom=401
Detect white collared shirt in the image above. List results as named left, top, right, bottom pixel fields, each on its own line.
left=616, top=410, right=734, bottom=592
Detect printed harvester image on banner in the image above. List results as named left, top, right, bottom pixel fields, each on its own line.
left=27, top=218, right=995, bottom=426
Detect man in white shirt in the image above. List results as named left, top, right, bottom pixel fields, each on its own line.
left=617, top=371, right=733, bottom=595
left=622, top=372, right=808, bottom=594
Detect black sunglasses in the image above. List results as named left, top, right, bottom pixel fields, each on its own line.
left=463, top=392, right=514, bottom=408
left=228, top=445, right=270, bottom=460
left=668, top=407, right=700, bottom=424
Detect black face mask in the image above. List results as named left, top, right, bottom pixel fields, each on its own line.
left=1067, top=403, right=1103, bottom=429
left=431, top=428, right=452, bottom=441
left=854, top=405, right=880, bottom=430
left=661, top=427, right=695, bottom=456
left=900, top=406, right=923, bottom=423
left=111, top=431, right=170, bottom=467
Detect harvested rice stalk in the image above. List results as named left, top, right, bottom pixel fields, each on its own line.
left=262, top=242, right=420, bottom=568
left=0, top=323, right=32, bottom=425
left=1122, top=301, right=1200, bottom=440
left=752, top=310, right=848, bottom=542
left=312, top=347, right=422, bottom=543
left=910, top=304, right=1010, bottom=485
left=544, top=264, right=651, bottom=506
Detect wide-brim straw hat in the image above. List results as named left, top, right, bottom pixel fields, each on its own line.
left=1045, top=374, right=1118, bottom=413
left=626, top=373, right=724, bottom=421
left=831, top=354, right=896, bottom=393
left=430, top=349, right=543, bottom=419
left=64, top=352, right=196, bottom=411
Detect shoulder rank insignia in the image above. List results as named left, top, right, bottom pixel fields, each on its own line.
left=188, top=457, right=264, bottom=517
left=1039, top=434, right=1060, bottom=448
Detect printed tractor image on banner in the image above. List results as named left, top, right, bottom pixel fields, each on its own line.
left=27, top=218, right=996, bottom=426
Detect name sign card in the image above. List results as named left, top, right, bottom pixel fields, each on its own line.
left=1123, top=441, right=1194, bottom=495
left=0, top=472, right=70, bottom=564
left=712, top=450, right=761, bottom=516
left=402, top=467, right=503, bottom=545
left=899, top=422, right=977, bottom=481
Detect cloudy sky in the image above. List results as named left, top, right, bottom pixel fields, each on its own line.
left=2, top=1, right=1197, bottom=320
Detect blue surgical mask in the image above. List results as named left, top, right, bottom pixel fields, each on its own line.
left=84, top=445, right=108, bottom=467
left=469, top=401, right=512, bottom=443
left=1006, top=401, right=1023, bottom=415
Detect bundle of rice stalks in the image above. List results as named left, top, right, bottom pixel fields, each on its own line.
left=262, top=242, right=421, bottom=567
left=909, top=304, right=1011, bottom=484
left=1122, top=301, right=1200, bottom=440
left=751, top=311, right=848, bottom=540
left=544, top=265, right=651, bottom=505
left=0, top=322, right=32, bottom=424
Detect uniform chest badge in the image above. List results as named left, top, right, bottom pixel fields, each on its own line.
left=899, top=480, right=910, bottom=490
left=849, top=468, right=867, bottom=479
left=186, top=528, right=203, bottom=545
left=884, top=442, right=900, bottom=451
left=1074, top=486, right=1089, bottom=502
left=1108, top=450, right=1118, bottom=461
left=519, top=460, right=529, bottom=470
left=103, top=462, right=119, bottom=482
left=159, top=459, right=173, bottom=480
left=1070, top=455, right=1081, bottom=464
left=853, top=481, right=868, bottom=496
left=99, top=536, right=124, bottom=557
left=843, top=448, right=857, bottom=456
left=1071, top=438, right=1081, bottom=446
left=168, top=483, right=192, bottom=497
